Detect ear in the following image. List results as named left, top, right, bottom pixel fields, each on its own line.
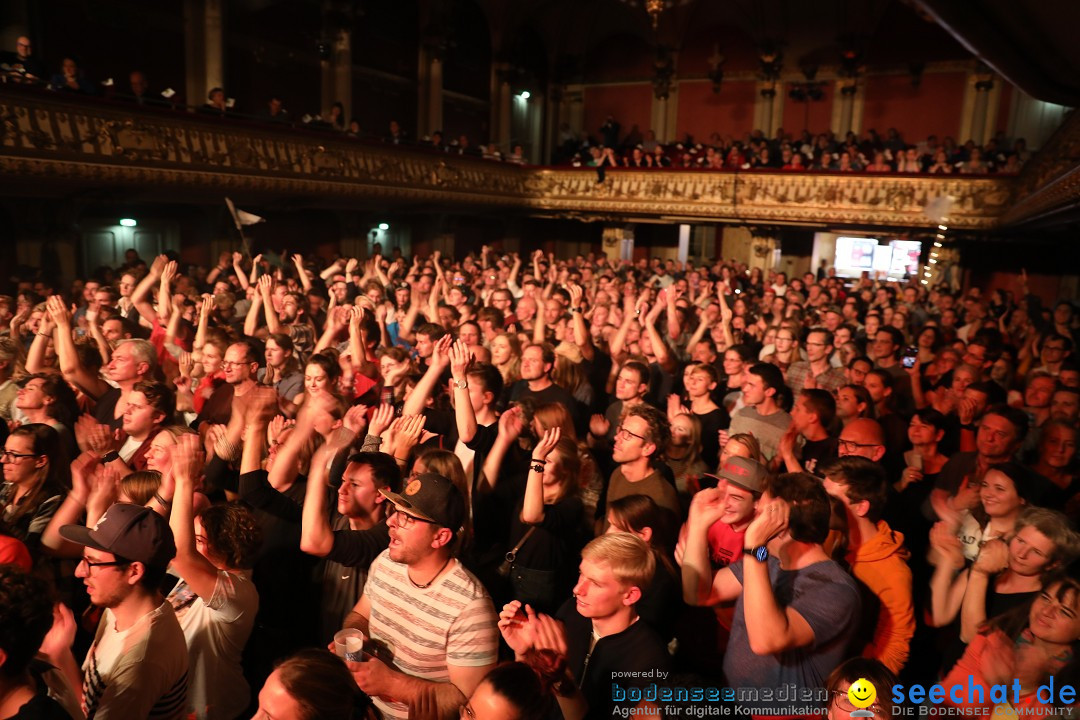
left=135, top=361, right=150, bottom=377
left=852, top=498, right=871, bottom=519
left=638, top=526, right=653, bottom=544
left=871, top=446, right=886, bottom=463
left=431, top=527, right=454, bottom=550
left=481, top=390, right=495, bottom=407
left=622, top=585, right=643, bottom=607
left=127, top=561, right=146, bottom=587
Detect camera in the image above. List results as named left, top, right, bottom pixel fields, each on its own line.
left=902, top=346, right=919, bottom=369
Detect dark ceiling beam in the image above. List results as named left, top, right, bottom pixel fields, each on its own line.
left=913, top=0, right=1080, bottom=106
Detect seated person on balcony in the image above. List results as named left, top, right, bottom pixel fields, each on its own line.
left=200, top=87, right=228, bottom=116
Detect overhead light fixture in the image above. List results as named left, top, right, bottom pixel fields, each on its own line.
left=378, top=223, right=389, bottom=231
left=929, top=259, right=937, bottom=264
left=921, top=279, right=928, bottom=285
left=519, top=91, right=530, bottom=100
left=933, top=242, right=942, bottom=248
left=120, top=218, right=137, bottom=227
left=937, top=224, right=948, bottom=231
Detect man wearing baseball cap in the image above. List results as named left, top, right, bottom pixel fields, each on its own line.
left=340, top=472, right=497, bottom=720
left=60, top=502, right=189, bottom=719
left=680, top=456, right=768, bottom=601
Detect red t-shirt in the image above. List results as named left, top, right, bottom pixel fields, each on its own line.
left=706, top=520, right=746, bottom=568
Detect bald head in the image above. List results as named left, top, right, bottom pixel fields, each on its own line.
left=839, top=418, right=886, bottom=462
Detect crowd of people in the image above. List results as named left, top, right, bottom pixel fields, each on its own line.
left=0, top=237, right=1078, bottom=719
left=560, top=115, right=1028, bottom=175
left=1, top=37, right=1027, bottom=174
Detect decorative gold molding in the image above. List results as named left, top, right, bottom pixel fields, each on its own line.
left=0, top=88, right=1031, bottom=230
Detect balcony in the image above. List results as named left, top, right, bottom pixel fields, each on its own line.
left=0, top=84, right=1069, bottom=232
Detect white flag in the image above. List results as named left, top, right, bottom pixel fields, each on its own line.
left=225, top=197, right=266, bottom=230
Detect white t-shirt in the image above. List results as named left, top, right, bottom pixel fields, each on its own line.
left=365, top=550, right=498, bottom=720
left=167, top=570, right=259, bottom=720
left=82, top=601, right=189, bottom=720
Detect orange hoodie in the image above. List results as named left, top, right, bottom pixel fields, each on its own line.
left=847, top=519, right=915, bottom=674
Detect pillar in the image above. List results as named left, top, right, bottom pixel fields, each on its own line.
left=428, top=55, right=443, bottom=135
left=321, top=27, right=352, bottom=120
left=184, top=0, right=224, bottom=109
left=498, top=76, right=512, bottom=154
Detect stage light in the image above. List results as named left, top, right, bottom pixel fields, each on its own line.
left=378, top=223, right=389, bottom=230
left=519, top=91, right=531, bottom=100
left=120, top=218, right=137, bottom=227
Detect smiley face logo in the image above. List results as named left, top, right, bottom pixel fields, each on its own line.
left=847, top=678, right=876, bottom=709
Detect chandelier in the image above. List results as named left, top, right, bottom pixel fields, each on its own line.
left=646, top=0, right=665, bottom=28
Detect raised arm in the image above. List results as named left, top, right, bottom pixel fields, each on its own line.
left=258, top=275, right=282, bottom=334
left=679, top=488, right=742, bottom=605
left=132, top=254, right=167, bottom=327
left=567, top=284, right=595, bottom=362
left=665, top=287, right=683, bottom=341
left=47, top=296, right=109, bottom=399
left=169, top=434, right=222, bottom=599
left=643, top=300, right=677, bottom=373
left=522, top=428, right=560, bottom=524
left=157, top=260, right=177, bottom=324
left=85, top=308, right=112, bottom=367
left=292, top=254, right=313, bottom=293
left=299, top=423, right=356, bottom=557
left=231, top=252, right=250, bottom=291
left=449, top=340, right=479, bottom=443
left=402, top=335, right=452, bottom=417
left=480, top=406, right=524, bottom=492
left=609, top=291, right=640, bottom=361
left=959, top=540, right=1006, bottom=642
left=25, top=310, right=55, bottom=374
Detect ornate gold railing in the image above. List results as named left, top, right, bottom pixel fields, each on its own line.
left=0, top=86, right=1045, bottom=230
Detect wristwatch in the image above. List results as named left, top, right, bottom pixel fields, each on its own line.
left=743, top=545, right=769, bottom=563
left=454, top=379, right=469, bottom=389
left=101, top=450, right=120, bottom=465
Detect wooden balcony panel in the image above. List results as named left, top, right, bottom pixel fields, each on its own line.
left=0, top=88, right=1029, bottom=230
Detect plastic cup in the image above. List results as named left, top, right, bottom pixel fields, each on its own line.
left=333, top=628, right=366, bottom=662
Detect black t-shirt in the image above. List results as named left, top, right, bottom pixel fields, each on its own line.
left=695, top=407, right=730, bottom=471
left=510, top=380, right=585, bottom=436
left=557, top=599, right=672, bottom=719
left=801, top=436, right=839, bottom=478
left=92, top=386, right=123, bottom=430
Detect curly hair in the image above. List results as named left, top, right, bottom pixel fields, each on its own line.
left=196, top=502, right=263, bottom=570
left=0, top=565, right=54, bottom=677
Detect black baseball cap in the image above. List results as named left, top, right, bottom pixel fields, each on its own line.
left=380, top=472, right=465, bottom=531
left=60, top=502, right=176, bottom=569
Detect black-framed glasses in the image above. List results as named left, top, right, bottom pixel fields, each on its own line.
left=615, top=425, right=647, bottom=442
left=220, top=360, right=253, bottom=369
left=387, top=506, right=433, bottom=529
left=78, top=557, right=129, bottom=572
left=0, top=450, right=39, bottom=462
left=838, top=439, right=883, bottom=452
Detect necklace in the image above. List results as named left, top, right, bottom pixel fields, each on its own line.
left=408, top=556, right=453, bottom=589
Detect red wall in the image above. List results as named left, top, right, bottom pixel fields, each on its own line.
left=973, top=272, right=1064, bottom=308
left=676, top=80, right=757, bottom=144
left=782, top=83, right=835, bottom=135
left=862, top=72, right=967, bottom=142
left=583, top=84, right=654, bottom=144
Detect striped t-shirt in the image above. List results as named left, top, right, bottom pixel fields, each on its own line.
left=82, top=601, right=189, bottom=720
left=366, top=550, right=498, bottom=720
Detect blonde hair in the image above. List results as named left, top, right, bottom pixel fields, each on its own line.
left=726, top=432, right=762, bottom=463
left=581, top=532, right=655, bottom=593
left=120, top=470, right=162, bottom=506
left=547, top=438, right=582, bottom=503
left=492, top=332, right=522, bottom=384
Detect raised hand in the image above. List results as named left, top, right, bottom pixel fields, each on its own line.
left=267, top=415, right=294, bottom=447
left=532, top=427, right=561, bottom=462
left=172, top=433, right=205, bottom=483
left=345, top=257, right=359, bottom=275
left=972, top=538, right=1009, bottom=576
left=232, top=251, right=244, bottom=265
left=497, top=405, right=525, bottom=442
left=368, top=403, right=394, bottom=438
left=567, top=283, right=583, bottom=311
left=743, top=496, right=791, bottom=548
left=497, top=600, right=538, bottom=657
left=430, top=334, right=453, bottom=370
left=257, top=274, right=273, bottom=296
left=343, top=404, right=369, bottom=436
left=69, top=451, right=99, bottom=504
left=390, top=414, right=426, bottom=459
left=161, top=260, right=178, bottom=286
left=588, top=413, right=610, bottom=438
left=46, top=295, right=71, bottom=329
left=449, top=339, right=471, bottom=380
left=687, top=487, right=727, bottom=529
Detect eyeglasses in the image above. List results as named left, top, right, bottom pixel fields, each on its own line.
left=0, top=450, right=39, bottom=463
left=838, top=438, right=883, bottom=452
left=220, top=360, right=252, bottom=369
left=386, top=506, right=433, bottom=529
left=831, top=690, right=882, bottom=716
left=78, top=557, right=129, bottom=572
left=615, top=425, right=647, bottom=442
